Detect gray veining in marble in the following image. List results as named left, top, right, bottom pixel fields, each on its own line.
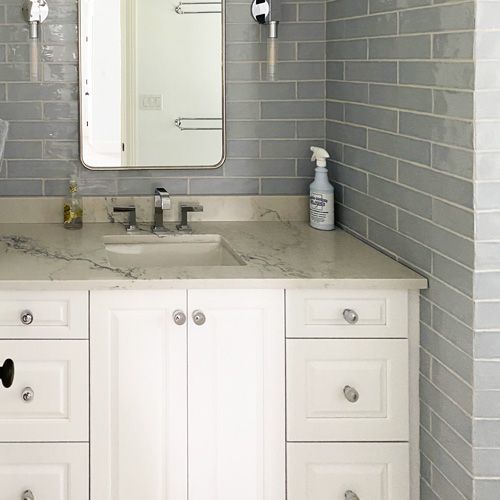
left=0, top=222, right=425, bottom=289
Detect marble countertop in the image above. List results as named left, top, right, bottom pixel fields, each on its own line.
left=0, top=221, right=426, bottom=290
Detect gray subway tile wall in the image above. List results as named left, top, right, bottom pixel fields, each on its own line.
left=0, top=0, right=326, bottom=196
left=326, top=1, right=475, bottom=499
left=473, top=2, right=500, bottom=498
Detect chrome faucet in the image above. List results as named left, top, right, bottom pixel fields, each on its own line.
left=152, top=187, right=171, bottom=235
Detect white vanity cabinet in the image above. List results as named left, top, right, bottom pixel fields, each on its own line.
left=90, top=289, right=285, bottom=500
left=0, top=286, right=418, bottom=500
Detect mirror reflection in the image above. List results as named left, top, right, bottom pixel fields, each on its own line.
left=79, top=0, right=224, bottom=169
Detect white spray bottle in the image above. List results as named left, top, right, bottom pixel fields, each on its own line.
left=309, top=146, right=335, bottom=231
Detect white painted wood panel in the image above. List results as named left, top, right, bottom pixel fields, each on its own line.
left=288, top=442, right=410, bottom=500
left=287, top=339, right=409, bottom=441
left=0, top=340, right=88, bottom=441
left=188, top=289, right=286, bottom=500
left=0, top=443, right=88, bottom=500
left=0, top=291, right=88, bottom=339
left=90, top=290, right=187, bottom=500
left=286, top=289, right=408, bottom=338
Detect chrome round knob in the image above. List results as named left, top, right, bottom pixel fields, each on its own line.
left=20, top=310, right=34, bottom=325
left=173, top=310, right=187, bottom=326
left=343, top=385, right=359, bottom=403
left=22, top=387, right=34, bottom=402
left=345, top=491, right=359, bottom=500
left=192, top=310, right=206, bottom=326
left=342, top=308, right=359, bottom=325
left=23, top=490, right=34, bottom=500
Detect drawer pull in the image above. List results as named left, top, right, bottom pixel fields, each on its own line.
left=345, top=491, right=359, bottom=500
left=23, top=491, right=34, bottom=500
left=342, top=309, right=359, bottom=325
left=192, top=310, right=206, bottom=326
left=173, top=310, right=187, bottom=326
left=0, top=358, right=14, bottom=388
left=22, top=386, right=34, bottom=402
left=20, top=310, right=34, bottom=325
left=343, top=385, right=359, bottom=403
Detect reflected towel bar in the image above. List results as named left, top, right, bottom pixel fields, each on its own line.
left=174, top=117, right=223, bottom=131
left=175, top=2, right=221, bottom=14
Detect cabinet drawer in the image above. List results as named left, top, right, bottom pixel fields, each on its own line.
left=0, top=341, right=88, bottom=441
left=288, top=442, right=409, bottom=500
left=286, top=289, right=408, bottom=338
left=0, top=443, right=88, bottom=500
left=287, top=339, right=409, bottom=441
left=0, top=291, right=88, bottom=339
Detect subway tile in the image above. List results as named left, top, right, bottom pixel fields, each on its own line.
left=368, top=175, right=432, bottom=218
left=399, top=161, right=473, bottom=208
left=345, top=61, right=397, bottom=83
left=421, top=323, right=473, bottom=383
left=399, top=3, right=474, bottom=34
left=433, top=32, right=474, bottom=60
left=475, top=390, right=500, bottom=418
left=399, top=112, right=473, bottom=149
left=326, top=0, right=368, bottom=20
left=400, top=62, right=474, bottom=89
left=369, top=84, right=433, bottom=112
left=261, top=100, right=324, bottom=119
left=369, top=0, right=431, bottom=13
left=327, top=121, right=367, bottom=148
left=474, top=420, right=500, bottom=448
left=261, top=177, right=311, bottom=195
left=430, top=414, right=472, bottom=472
left=432, top=200, right=473, bottom=239
left=327, top=40, right=367, bottom=60
left=433, top=90, right=473, bottom=120
left=369, top=35, right=431, bottom=60
left=432, top=306, right=473, bottom=356
left=475, top=332, right=500, bottom=360
left=399, top=211, right=474, bottom=267
left=223, top=159, right=295, bottom=177
left=335, top=202, right=368, bottom=236
left=420, top=380, right=472, bottom=442
left=431, top=144, right=473, bottom=179
left=345, top=103, right=397, bottom=132
left=432, top=359, right=473, bottom=414
left=433, top=254, right=472, bottom=297
left=368, top=130, right=431, bottom=165
left=344, top=187, right=396, bottom=227
left=344, top=146, right=397, bottom=180
left=368, top=220, right=432, bottom=271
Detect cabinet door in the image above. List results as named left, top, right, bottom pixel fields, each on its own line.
left=188, top=289, right=286, bottom=500
left=90, top=290, right=187, bottom=500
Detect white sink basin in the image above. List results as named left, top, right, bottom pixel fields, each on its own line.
left=103, top=234, right=246, bottom=268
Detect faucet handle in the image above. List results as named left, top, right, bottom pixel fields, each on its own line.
left=177, top=203, right=204, bottom=232
left=113, top=206, right=137, bottom=232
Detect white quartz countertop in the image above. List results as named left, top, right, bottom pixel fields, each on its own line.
left=0, top=222, right=426, bottom=290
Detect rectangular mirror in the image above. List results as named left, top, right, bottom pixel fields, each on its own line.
left=79, top=0, right=225, bottom=170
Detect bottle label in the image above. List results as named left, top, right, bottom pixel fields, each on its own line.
left=310, top=192, right=334, bottom=226
left=64, top=204, right=83, bottom=224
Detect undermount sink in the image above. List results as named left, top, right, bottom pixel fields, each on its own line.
left=103, top=233, right=246, bottom=268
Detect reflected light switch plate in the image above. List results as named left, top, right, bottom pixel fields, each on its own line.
left=140, top=95, right=163, bottom=111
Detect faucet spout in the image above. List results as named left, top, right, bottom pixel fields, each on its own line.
left=152, top=187, right=171, bottom=235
